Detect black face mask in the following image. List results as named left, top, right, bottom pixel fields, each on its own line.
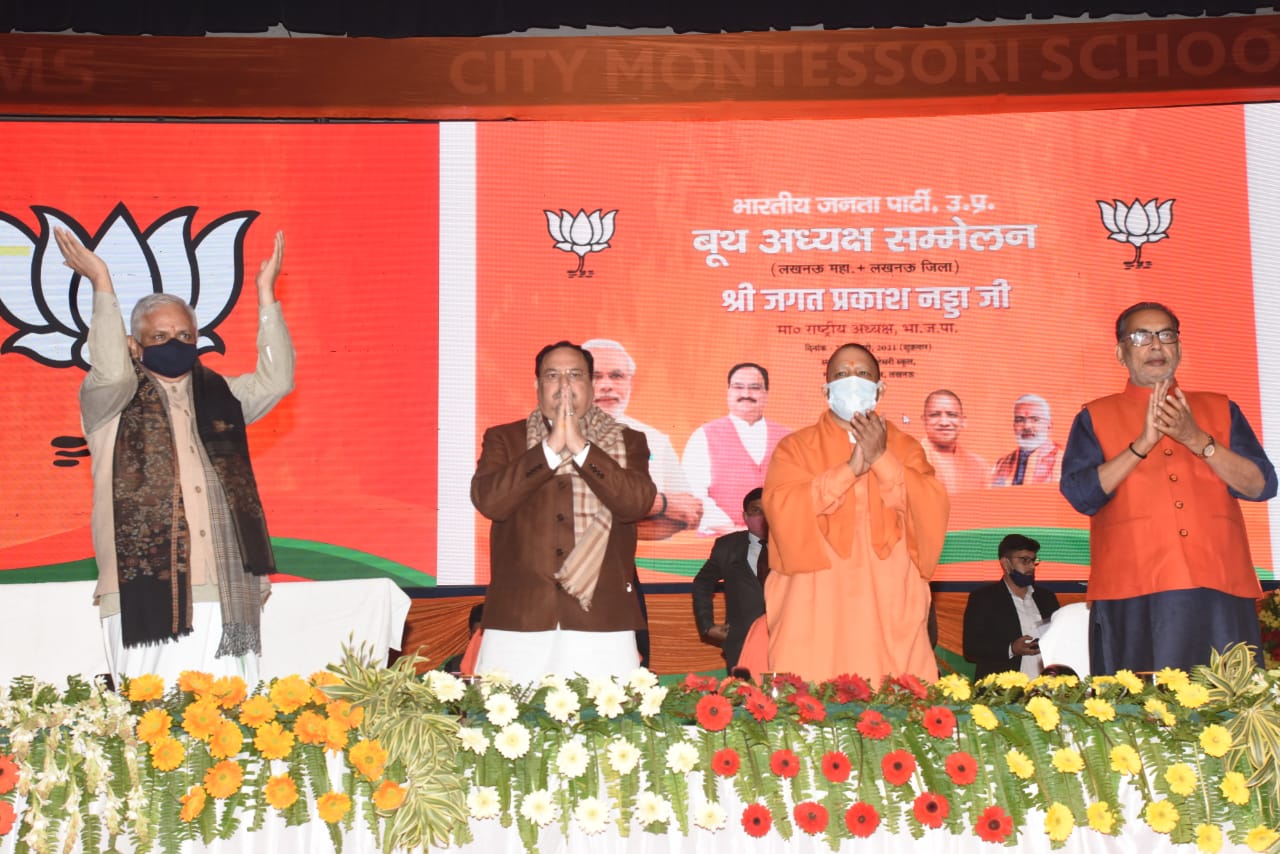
left=1008, top=568, right=1036, bottom=588
left=140, top=338, right=198, bottom=378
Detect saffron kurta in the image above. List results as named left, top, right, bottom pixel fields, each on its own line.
left=762, top=412, right=949, bottom=683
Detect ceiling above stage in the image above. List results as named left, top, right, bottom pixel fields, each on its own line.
left=1, top=1, right=1277, bottom=37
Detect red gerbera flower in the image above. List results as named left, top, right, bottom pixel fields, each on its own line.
left=712, top=747, right=741, bottom=777
left=0, top=800, right=15, bottom=836
left=974, top=805, right=1014, bottom=843
left=945, top=751, right=978, bottom=785
left=770, top=748, right=800, bottom=778
left=844, top=801, right=880, bottom=837
left=833, top=673, right=872, bottom=703
left=793, top=801, right=829, bottom=835
left=881, top=749, right=917, bottom=786
left=770, top=672, right=806, bottom=693
left=743, top=690, right=778, bottom=722
left=856, top=709, right=892, bottom=740
left=894, top=673, right=929, bottom=699
left=682, top=673, right=719, bottom=693
left=821, top=750, right=851, bottom=783
left=792, top=693, right=827, bottom=723
left=695, top=694, right=733, bottom=731
left=913, top=792, right=950, bottom=828
left=741, top=803, right=772, bottom=838
left=0, top=753, right=18, bottom=795
left=922, top=705, right=957, bottom=738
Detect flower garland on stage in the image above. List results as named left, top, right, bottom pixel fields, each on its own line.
left=1, top=644, right=1280, bottom=852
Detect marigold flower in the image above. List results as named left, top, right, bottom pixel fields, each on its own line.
left=127, top=674, right=166, bottom=703
left=1005, top=749, right=1035, bottom=780
left=913, top=792, right=949, bottom=828
left=179, top=784, right=206, bottom=822
left=1025, top=695, right=1060, bottom=731
left=712, top=747, right=740, bottom=777
left=208, top=717, right=245, bottom=760
left=1114, top=669, right=1145, bottom=693
left=793, top=693, right=826, bottom=724
left=1045, top=802, right=1074, bottom=842
left=974, top=805, right=1013, bottom=843
left=327, top=700, right=364, bottom=730
left=1199, top=724, right=1232, bottom=758
left=178, top=670, right=214, bottom=697
left=204, top=760, right=244, bottom=799
left=856, top=709, right=891, bottom=740
left=317, top=791, right=352, bottom=824
left=740, top=803, right=772, bottom=838
left=372, top=780, right=407, bottom=811
left=180, top=699, right=224, bottom=742
left=293, top=710, right=329, bottom=745
left=882, top=750, right=917, bottom=786
left=970, top=704, right=999, bottom=731
left=1220, top=771, right=1250, bottom=806
left=1145, top=698, right=1176, bottom=726
left=309, top=670, right=342, bottom=705
left=1196, top=822, right=1223, bottom=854
left=1164, top=762, right=1197, bottom=796
left=254, top=721, right=296, bottom=761
left=1174, top=683, right=1210, bottom=709
left=1145, top=799, right=1179, bottom=834
left=945, top=751, right=977, bottom=785
left=1110, top=743, right=1142, bottom=776
left=349, top=739, right=389, bottom=781
left=149, top=736, right=185, bottom=772
left=210, top=676, right=247, bottom=710
left=1154, top=667, right=1191, bottom=691
left=1246, top=826, right=1280, bottom=851
left=845, top=802, right=880, bottom=837
left=793, top=801, right=828, bottom=835
left=136, top=709, right=174, bottom=745
left=1083, top=698, right=1116, bottom=721
left=237, top=695, right=277, bottom=728
left=695, top=694, right=733, bottom=731
left=0, top=754, right=17, bottom=795
left=1052, top=748, right=1084, bottom=774
left=270, top=675, right=313, bottom=714
left=936, top=673, right=972, bottom=702
left=264, top=774, right=299, bottom=811
left=324, top=718, right=350, bottom=753
left=821, top=751, right=851, bottom=783
left=770, top=749, right=800, bottom=778
left=1087, top=801, right=1115, bottom=834
left=994, top=671, right=1030, bottom=690
left=922, top=705, right=957, bottom=738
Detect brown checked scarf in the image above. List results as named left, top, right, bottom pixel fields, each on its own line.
left=525, top=405, right=628, bottom=611
left=113, top=361, right=274, bottom=654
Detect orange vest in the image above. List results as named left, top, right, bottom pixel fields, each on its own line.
left=1085, top=383, right=1260, bottom=601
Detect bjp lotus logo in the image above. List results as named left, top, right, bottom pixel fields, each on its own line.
left=0, top=202, right=257, bottom=369
left=1097, top=198, right=1174, bottom=269
left=544, top=208, right=616, bottom=278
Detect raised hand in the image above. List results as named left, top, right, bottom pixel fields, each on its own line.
left=54, top=228, right=112, bottom=291
left=255, top=231, right=285, bottom=306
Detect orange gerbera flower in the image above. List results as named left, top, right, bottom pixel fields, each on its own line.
left=203, top=760, right=245, bottom=799
left=0, top=753, right=18, bottom=795
left=269, top=675, right=313, bottom=714
left=309, top=671, right=342, bottom=705
left=264, top=773, right=299, bottom=811
left=136, top=709, right=174, bottom=745
left=293, top=710, right=329, bottom=745
left=326, top=700, right=364, bottom=730
left=149, top=736, right=185, bottom=772
left=237, top=695, right=277, bottom=728
left=372, top=780, right=407, bottom=811
left=179, top=784, right=207, bottom=822
left=323, top=718, right=350, bottom=753
left=210, top=676, right=248, bottom=710
left=126, top=674, right=166, bottom=703
left=180, top=699, right=224, bottom=743
left=348, top=739, right=389, bottom=781
left=178, top=670, right=215, bottom=698
left=317, top=791, right=352, bottom=824
left=254, top=721, right=296, bottom=761
left=208, top=717, right=245, bottom=760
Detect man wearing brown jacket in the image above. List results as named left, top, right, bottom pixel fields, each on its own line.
left=471, top=340, right=657, bottom=682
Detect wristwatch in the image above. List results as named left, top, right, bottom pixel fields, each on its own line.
left=1200, top=434, right=1217, bottom=458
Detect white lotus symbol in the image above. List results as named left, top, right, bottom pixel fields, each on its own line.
left=1097, top=198, right=1174, bottom=268
left=544, top=208, right=616, bottom=277
left=0, top=203, right=257, bottom=369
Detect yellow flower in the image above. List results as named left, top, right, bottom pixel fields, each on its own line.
left=264, top=774, right=299, bottom=811
left=1026, top=696, right=1060, bottom=731
left=208, top=717, right=245, bottom=760
left=270, top=675, right=313, bottom=714
left=178, top=670, right=215, bottom=698
left=149, top=736, right=185, bottom=772
left=348, top=739, right=389, bottom=781
left=324, top=718, right=350, bottom=753
left=317, top=791, right=352, bottom=824
left=1145, top=698, right=1176, bottom=726
left=1087, top=801, right=1115, bottom=834
left=1005, top=749, right=1035, bottom=779
left=326, top=700, right=364, bottom=730
left=995, top=671, right=1030, bottom=690
left=1155, top=667, right=1191, bottom=691
left=1220, top=771, right=1251, bottom=806
left=936, top=673, right=971, bottom=702
left=1083, top=698, right=1116, bottom=722
left=238, top=695, right=277, bottom=728
left=127, top=674, right=166, bottom=703
left=1246, top=826, right=1280, bottom=852
left=1144, top=799, right=1179, bottom=834
left=1174, top=683, right=1210, bottom=709
left=203, top=759, right=245, bottom=799
left=1052, top=748, right=1085, bottom=774
left=372, top=780, right=407, bottom=811
left=1196, top=823, right=1223, bottom=854
left=1114, top=669, right=1145, bottom=694
left=1045, top=802, right=1074, bottom=842
left=254, top=721, right=296, bottom=761
left=136, top=708, right=174, bottom=745
left=293, top=710, right=329, bottom=745
left=180, top=699, right=224, bottom=742
left=970, top=704, right=999, bottom=731
left=210, top=676, right=248, bottom=710
left=1110, top=744, right=1142, bottom=776
left=179, top=784, right=206, bottom=822
left=309, top=671, right=343, bottom=705
left=1164, top=762, right=1197, bottom=797
left=1200, top=724, right=1232, bottom=758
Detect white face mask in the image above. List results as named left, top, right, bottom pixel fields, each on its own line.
left=824, top=375, right=881, bottom=421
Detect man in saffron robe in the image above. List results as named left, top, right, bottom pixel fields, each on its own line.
left=762, top=343, right=949, bottom=683
left=1061, top=302, right=1276, bottom=673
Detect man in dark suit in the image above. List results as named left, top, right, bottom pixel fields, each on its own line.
left=471, top=340, right=657, bottom=683
left=692, top=487, right=769, bottom=673
left=962, top=533, right=1060, bottom=681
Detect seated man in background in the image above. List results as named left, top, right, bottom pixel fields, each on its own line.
left=691, top=488, right=769, bottom=674
left=963, top=533, right=1060, bottom=680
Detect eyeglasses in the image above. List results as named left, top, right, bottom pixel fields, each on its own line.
left=540, top=369, right=587, bottom=384
left=1007, top=556, right=1040, bottom=566
left=1124, top=328, right=1179, bottom=347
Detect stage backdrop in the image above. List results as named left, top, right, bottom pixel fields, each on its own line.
left=2, top=102, right=1280, bottom=588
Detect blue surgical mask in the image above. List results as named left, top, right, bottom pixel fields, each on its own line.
left=1008, top=568, right=1036, bottom=588
left=141, top=338, right=198, bottom=378
left=824, top=375, right=881, bottom=421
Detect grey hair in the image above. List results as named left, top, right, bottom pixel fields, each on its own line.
left=581, top=338, right=636, bottom=375
left=130, top=294, right=198, bottom=340
left=1014, top=393, right=1051, bottom=416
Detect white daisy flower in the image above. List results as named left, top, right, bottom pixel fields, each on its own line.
left=693, top=800, right=728, bottom=831
left=606, top=739, right=642, bottom=774
left=574, top=796, right=612, bottom=835
left=594, top=683, right=627, bottom=719
left=426, top=671, right=466, bottom=703
left=494, top=723, right=531, bottom=759
left=635, top=790, right=674, bottom=826
left=665, top=740, right=699, bottom=774
left=638, top=685, right=668, bottom=718
left=626, top=668, right=659, bottom=692
left=467, top=786, right=500, bottom=820
left=457, top=726, right=489, bottom=755
left=484, top=692, right=519, bottom=728
left=545, top=688, right=581, bottom=723
left=555, top=739, right=590, bottom=779
left=519, top=789, right=558, bottom=826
